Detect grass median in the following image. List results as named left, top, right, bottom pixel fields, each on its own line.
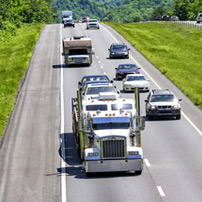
left=0, top=23, right=44, bottom=137
left=105, top=21, right=202, bottom=109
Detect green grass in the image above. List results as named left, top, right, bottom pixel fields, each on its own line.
left=105, top=21, right=202, bottom=109
left=0, top=23, right=44, bottom=137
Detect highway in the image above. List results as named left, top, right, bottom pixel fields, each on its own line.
left=0, top=22, right=202, bottom=202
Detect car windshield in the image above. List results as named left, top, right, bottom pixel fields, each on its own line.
left=89, top=20, right=97, bottom=22
left=113, top=45, right=127, bottom=50
left=119, top=65, right=137, bottom=70
left=82, top=76, right=109, bottom=83
left=86, top=86, right=115, bottom=95
left=127, top=76, right=145, bottom=81
left=86, top=104, right=108, bottom=111
left=111, top=103, right=132, bottom=110
left=151, top=94, right=174, bottom=102
left=93, top=122, right=129, bottom=130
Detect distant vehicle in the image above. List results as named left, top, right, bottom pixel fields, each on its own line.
left=115, top=63, right=140, bottom=80
left=122, top=74, right=149, bottom=92
left=156, top=16, right=162, bottom=21
left=82, top=16, right=90, bottom=23
left=170, top=16, right=179, bottom=21
left=86, top=19, right=100, bottom=29
left=162, top=15, right=170, bottom=21
left=145, top=89, right=182, bottom=120
left=64, top=19, right=75, bottom=28
left=78, top=74, right=111, bottom=90
left=196, top=13, right=202, bottom=23
left=62, top=11, right=73, bottom=23
left=109, top=43, right=130, bottom=59
left=63, top=36, right=94, bottom=66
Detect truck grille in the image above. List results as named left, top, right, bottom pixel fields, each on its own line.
left=102, top=138, right=125, bottom=159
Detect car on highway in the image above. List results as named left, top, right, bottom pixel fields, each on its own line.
left=86, top=19, right=100, bottom=29
left=115, top=63, right=140, bottom=80
left=82, top=83, right=119, bottom=100
left=155, top=16, right=162, bottom=21
left=196, top=13, right=202, bottom=23
left=145, top=89, right=182, bottom=120
left=82, top=16, right=90, bottom=23
left=170, top=16, right=179, bottom=21
left=64, top=19, right=75, bottom=28
left=122, top=74, right=149, bottom=92
left=109, top=43, right=130, bottom=59
left=162, top=15, right=170, bottom=21
left=78, top=74, right=112, bottom=90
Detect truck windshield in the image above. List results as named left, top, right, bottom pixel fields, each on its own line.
left=86, top=105, right=107, bottom=111
left=93, top=123, right=129, bottom=130
left=111, top=103, right=132, bottom=110
left=69, top=49, right=88, bottom=55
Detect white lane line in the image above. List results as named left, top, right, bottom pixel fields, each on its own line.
left=103, top=72, right=107, bottom=75
left=100, top=66, right=103, bottom=69
left=157, top=186, right=165, bottom=197
left=60, top=25, right=67, bottom=202
left=144, top=159, right=151, bottom=167
left=102, top=23, right=202, bottom=138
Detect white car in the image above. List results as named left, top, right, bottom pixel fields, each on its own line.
left=122, top=74, right=150, bottom=92
left=86, top=19, right=100, bottom=29
left=82, top=83, right=119, bottom=100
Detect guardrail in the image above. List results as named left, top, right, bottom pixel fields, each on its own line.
left=171, top=21, right=202, bottom=30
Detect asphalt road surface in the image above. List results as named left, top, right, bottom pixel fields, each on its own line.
left=1, top=22, right=202, bottom=202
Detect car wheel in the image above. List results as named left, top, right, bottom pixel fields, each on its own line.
left=135, top=170, right=142, bottom=175
left=176, top=114, right=181, bottom=120
left=148, top=115, right=153, bottom=120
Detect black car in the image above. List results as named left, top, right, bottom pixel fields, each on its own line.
left=115, top=64, right=140, bottom=80
left=109, top=43, right=130, bottom=59
left=64, top=19, right=75, bottom=28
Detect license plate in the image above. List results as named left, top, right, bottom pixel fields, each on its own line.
left=75, top=58, right=83, bottom=63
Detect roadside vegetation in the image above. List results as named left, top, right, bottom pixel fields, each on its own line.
left=105, top=21, right=202, bottom=109
left=0, top=23, right=44, bottom=137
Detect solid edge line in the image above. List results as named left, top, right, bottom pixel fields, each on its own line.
left=144, top=159, right=151, bottom=167
left=157, top=186, right=165, bottom=197
left=60, top=25, right=67, bottom=202
left=102, top=23, right=202, bottom=138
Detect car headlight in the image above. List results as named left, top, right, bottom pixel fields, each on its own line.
left=111, top=52, right=115, bottom=55
left=173, top=105, right=180, bottom=109
left=88, top=152, right=99, bottom=157
left=128, top=151, right=139, bottom=155
left=150, top=105, right=156, bottom=110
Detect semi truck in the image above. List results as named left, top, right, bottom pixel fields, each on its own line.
left=72, top=86, right=145, bottom=176
left=62, top=11, right=73, bottom=23
left=63, top=36, right=94, bottom=67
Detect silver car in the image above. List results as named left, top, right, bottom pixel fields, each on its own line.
left=197, top=13, right=202, bottom=23
left=86, top=19, right=100, bottom=29
left=145, top=89, right=182, bottom=120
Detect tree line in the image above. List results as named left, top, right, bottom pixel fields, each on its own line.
left=0, top=0, right=56, bottom=41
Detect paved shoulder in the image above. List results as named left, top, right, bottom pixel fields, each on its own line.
left=0, top=24, right=61, bottom=202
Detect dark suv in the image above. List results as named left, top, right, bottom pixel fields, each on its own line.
left=109, top=43, right=130, bottom=59
left=145, top=89, right=182, bottom=120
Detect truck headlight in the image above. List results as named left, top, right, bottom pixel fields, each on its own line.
left=88, top=152, right=99, bottom=157
left=129, top=151, right=139, bottom=155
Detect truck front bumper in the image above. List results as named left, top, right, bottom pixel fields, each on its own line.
left=85, top=159, right=143, bottom=173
